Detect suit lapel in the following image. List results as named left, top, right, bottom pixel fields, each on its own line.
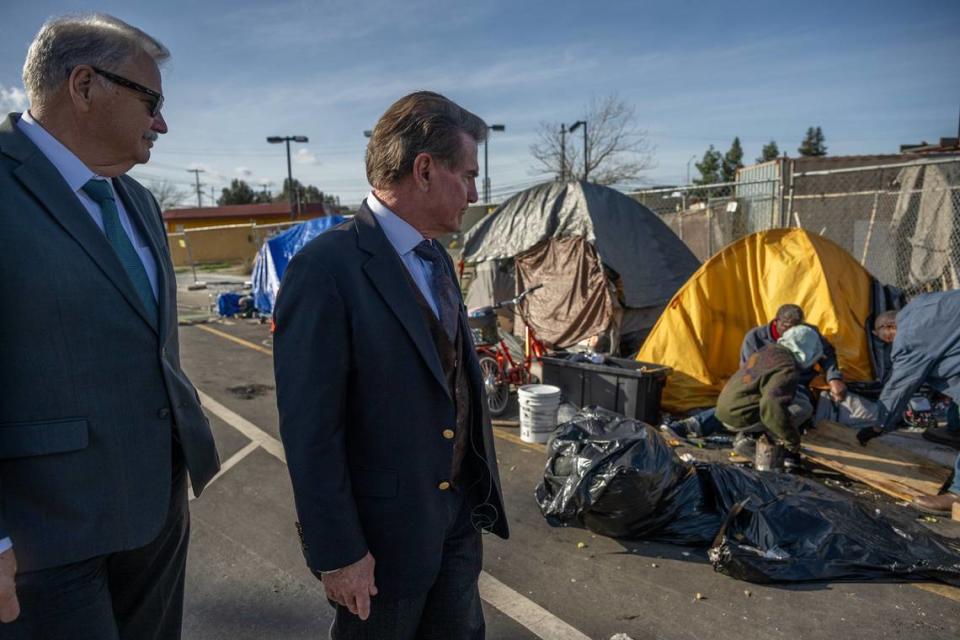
left=114, top=177, right=167, bottom=336
left=2, top=115, right=159, bottom=334
left=356, top=205, right=450, bottom=397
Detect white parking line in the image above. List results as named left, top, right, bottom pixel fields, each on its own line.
left=189, top=440, right=259, bottom=501
left=194, top=386, right=592, bottom=640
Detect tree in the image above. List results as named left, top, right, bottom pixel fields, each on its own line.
left=798, top=126, right=827, bottom=157
left=218, top=179, right=259, bottom=205
left=757, top=140, right=780, bottom=163
left=529, top=94, right=656, bottom=186
left=694, top=145, right=723, bottom=185
left=275, top=178, right=325, bottom=205
left=722, top=137, right=744, bottom=182
left=148, top=180, right=189, bottom=211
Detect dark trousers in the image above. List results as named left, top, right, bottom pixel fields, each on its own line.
left=331, top=492, right=484, bottom=640
left=1, top=447, right=190, bottom=640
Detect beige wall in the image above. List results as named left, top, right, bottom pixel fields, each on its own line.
left=167, top=222, right=297, bottom=268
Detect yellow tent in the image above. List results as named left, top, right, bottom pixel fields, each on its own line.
left=638, top=228, right=876, bottom=413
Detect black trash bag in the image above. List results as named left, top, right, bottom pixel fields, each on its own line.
left=536, top=407, right=960, bottom=585
left=705, top=464, right=960, bottom=585
left=534, top=407, right=720, bottom=544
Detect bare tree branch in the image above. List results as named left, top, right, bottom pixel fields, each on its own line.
left=529, top=94, right=657, bottom=186
left=148, top=180, right=190, bottom=211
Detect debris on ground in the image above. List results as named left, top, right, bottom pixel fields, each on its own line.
left=227, top=383, right=274, bottom=399
left=536, top=408, right=960, bottom=586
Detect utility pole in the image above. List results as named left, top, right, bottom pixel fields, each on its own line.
left=187, top=168, right=204, bottom=206
left=210, top=185, right=216, bottom=207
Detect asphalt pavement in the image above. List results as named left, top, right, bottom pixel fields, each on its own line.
left=176, top=281, right=960, bottom=640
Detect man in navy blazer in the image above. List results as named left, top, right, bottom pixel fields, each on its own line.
left=0, top=14, right=219, bottom=639
left=274, top=91, right=508, bottom=639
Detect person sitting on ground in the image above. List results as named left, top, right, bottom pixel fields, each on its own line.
left=664, top=305, right=837, bottom=440
left=912, top=452, right=960, bottom=515
left=741, top=303, right=846, bottom=403
left=856, top=290, right=960, bottom=449
left=716, top=325, right=825, bottom=461
left=872, top=310, right=898, bottom=385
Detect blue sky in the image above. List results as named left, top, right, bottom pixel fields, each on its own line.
left=2, top=0, right=958, bottom=206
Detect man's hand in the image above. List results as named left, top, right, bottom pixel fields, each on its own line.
left=828, top=379, right=847, bottom=402
left=321, top=552, right=377, bottom=621
left=0, top=548, right=19, bottom=623
left=856, top=426, right=883, bottom=446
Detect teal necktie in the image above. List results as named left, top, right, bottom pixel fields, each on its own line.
left=81, top=178, right=158, bottom=326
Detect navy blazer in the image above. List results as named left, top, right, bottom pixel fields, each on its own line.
left=0, top=113, right=220, bottom=571
left=274, top=203, right=508, bottom=598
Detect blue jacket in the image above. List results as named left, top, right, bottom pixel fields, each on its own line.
left=879, top=290, right=960, bottom=430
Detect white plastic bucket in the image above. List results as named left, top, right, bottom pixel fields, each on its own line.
left=518, top=384, right=561, bottom=444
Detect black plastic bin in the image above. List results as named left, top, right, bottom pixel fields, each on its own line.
left=540, top=355, right=671, bottom=424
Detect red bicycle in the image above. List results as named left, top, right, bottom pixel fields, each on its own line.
left=469, top=284, right=547, bottom=416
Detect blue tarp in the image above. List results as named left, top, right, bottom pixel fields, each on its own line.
left=251, top=215, right=346, bottom=313
left=879, top=289, right=960, bottom=429
left=217, top=291, right=244, bottom=317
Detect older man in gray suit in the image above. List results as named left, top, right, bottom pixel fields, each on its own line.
left=0, top=14, right=219, bottom=640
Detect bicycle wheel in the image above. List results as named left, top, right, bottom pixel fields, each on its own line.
left=478, top=355, right=510, bottom=416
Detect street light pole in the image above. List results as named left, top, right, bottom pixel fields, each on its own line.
left=686, top=154, right=698, bottom=185
left=267, top=135, right=309, bottom=219
left=569, top=120, right=587, bottom=181
left=560, top=124, right=567, bottom=182
left=483, top=124, right=505, bottom=203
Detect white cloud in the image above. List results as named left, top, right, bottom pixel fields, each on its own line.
left=0, top=85, right=28, bottom=113
left=295, top=148, right=318, bottom=165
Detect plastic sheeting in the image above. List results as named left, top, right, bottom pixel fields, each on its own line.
left=463, top=181, right=699, bottom=310
left=638, top=229, right=886, bottom=413
left=251, top=215, right=346, bottom=313
left=536, top=408, right=960, bottom=585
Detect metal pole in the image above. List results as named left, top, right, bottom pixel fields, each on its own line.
left=582, top=122, right=588, bottom=181
left=484, top=137, right=490, bottom=203
left=285, top=139, right=295, bottom=220
left=860, top=190, right=881, bottom=265
left=187, top=168, right=204, bottom=207
left=560, top=124, right=567, bottom=182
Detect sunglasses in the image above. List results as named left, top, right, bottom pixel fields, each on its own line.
left=90, top=66, right=164, bottom=117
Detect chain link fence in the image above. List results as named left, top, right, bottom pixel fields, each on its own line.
left=630, top=156, right=960, bottom=294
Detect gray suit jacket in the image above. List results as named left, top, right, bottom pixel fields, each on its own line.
left=0, top=113, right=219, bottom=572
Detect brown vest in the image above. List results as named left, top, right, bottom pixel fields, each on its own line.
left=403, top=271, right=474, bottom=487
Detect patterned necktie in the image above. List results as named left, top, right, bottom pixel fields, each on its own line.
left=81, top=178, right=158, bottom=326
left=413, top=239, right=459, bottom=341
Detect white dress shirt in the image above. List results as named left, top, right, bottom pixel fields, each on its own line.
left=366, top=193, right=441, bottom=319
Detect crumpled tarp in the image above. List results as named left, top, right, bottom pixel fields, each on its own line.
left=251, top=215, right=346, bottom=313
left=535, top=408, right=960, bottom=585
left=892, top=162, right=960, bottom=289
left=463, top=181, right=699, bottom=310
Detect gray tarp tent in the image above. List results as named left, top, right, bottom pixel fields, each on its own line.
left=463, top=181, right=699, bottom=351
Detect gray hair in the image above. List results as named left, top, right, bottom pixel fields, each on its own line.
left=22, top=13, right=169, bottom=107
left=774, top=303, right=804, bottom=327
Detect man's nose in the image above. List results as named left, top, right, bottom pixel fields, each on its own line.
left=152, top=111, right=168, bottom=134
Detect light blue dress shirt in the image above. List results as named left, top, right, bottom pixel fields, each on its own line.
left=16, top=111, right=160, bottom=301
left=366, top=193, right=441, bottom=319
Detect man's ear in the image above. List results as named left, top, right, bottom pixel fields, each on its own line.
left=412, top=152, right=432, bottom=192
left=67, top=65, right=96, bottom=113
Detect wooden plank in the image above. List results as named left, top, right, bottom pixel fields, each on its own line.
left=802, top=420, right=952, bottom=502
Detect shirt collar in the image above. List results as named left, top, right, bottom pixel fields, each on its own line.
left=365, top=192, right=426, bottom=256
left=17, top=111, right=99, bottom=194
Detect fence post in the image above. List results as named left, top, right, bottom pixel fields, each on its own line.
left=860, top=190, right=881, bottom=265
left=785, top=160, right=796, bottom=227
